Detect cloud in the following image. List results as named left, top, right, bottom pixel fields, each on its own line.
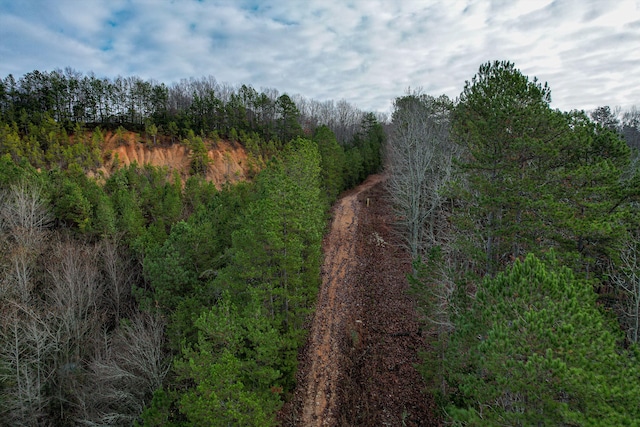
left=0, top=0, right=638, bottom=113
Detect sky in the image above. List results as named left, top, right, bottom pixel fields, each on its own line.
left=1, top=0, right=639, bottom=115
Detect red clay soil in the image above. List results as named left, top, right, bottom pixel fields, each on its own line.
left=280, top=175, right=440, bottom=426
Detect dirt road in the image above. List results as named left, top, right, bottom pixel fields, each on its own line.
left=282, top=175, right=439, bottom=426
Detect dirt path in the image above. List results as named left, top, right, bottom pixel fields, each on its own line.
left=282, top=175, right=439, bottom=426
left=299, top=174, right=384, bottom=426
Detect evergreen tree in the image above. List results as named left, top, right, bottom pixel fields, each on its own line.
left=453, top=60, right=637, bottom=275
left=219, top=137, right=324, bottom=386
left=453, top=60, right=555, bottom=273
left=176, top=291, right=282, bottom=426
left=184, top=130, right=210, bottom=176
left=446, top=253, right=640, bottom=425
left=275, top=94, right=302, bottom=143
left=313, top=125, right=345, bottom=206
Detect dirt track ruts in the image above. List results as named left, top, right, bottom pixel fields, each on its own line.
left=282, top=174, right=439, bottom=427
left=298, top=174, right=385, bottom=426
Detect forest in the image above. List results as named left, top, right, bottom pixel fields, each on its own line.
left=0, top=68, right=384, bottom=425
left=386, top=61, right=640, bottom=425
left=2, top=60, right=640, bottom=426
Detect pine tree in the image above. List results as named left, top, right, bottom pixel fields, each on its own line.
left=446, top=253, right=640, bottom=425
left=313, top=125, right=345, bottom=206
left=175, top=291, right=282, bottom=426
left=453, top=61, right=637, bottom=275
left=453, top=60, right=556, bottom=273
left=218, top=137, right=324, bottom=387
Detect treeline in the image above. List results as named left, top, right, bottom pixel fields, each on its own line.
left=387, top=61, right=640, bottom=425
left=0, top=70, right=385, bottom=425
left=0, top=69, right=384, bottom=189
left=0, top=68, right=385, bottom=146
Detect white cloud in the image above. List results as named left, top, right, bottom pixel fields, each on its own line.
left=1, top=0, right=639, bottom=113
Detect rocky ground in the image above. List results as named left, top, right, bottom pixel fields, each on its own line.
left=280, top=175, right=441, bottom=426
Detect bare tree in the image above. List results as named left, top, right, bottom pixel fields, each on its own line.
left=100, top=236, right=138, bottom=321
left=386, top=91, right=456, bottom=262
left=621, top=106, right=640, bottom=150
left=609, top=231, right=640, bottom=344
left=47, top=239, right=103, bottom=366
left=0, top=181, right=56, bottom=425
left=0, top=180, right=52, bottom=303
left=79, top=312, right=170, bottom=425
left=0, top=302, right=57, bottom=426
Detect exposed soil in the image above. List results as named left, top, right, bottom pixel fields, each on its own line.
left=281, top=175, right=440, bottom=426
left=94, top=131, right=250, bottom=187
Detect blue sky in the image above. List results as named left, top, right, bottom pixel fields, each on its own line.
left=1, top=0, right=639, bottom=114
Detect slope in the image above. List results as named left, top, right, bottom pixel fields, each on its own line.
left=94, top=131, right=251, bottom=187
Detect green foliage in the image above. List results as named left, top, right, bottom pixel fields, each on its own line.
left=184, top=130, right=210, bottom=175
left=143, top=220, right=219, bottom=347
left=0, top=122, right=32, bottom=163
left=539, top=112, right=635, bottom=268
left=0, top=153, right=35, bottom=187
left=115, top=125, right=128, bottom=145
left=212, top=137, right=324, bottom=390
left=103, top=167, right=146, bottom=245
left=146, top=120, right=159, bottom=145
left=356, top=112, right=385, bottom=174
left=453, top=60, right=555, bottom=273
left=445, top=253, right=640, bottom=425
left=51, top=172, right=93, bottom=231
left=141, top=182, right=251, bottom=349
left=275, top=94, right=302, bottom=143
left=102, top=164, right=186, bottom=252
left=176, top=291, right=282, bottom=426
left=0, top=68, right=380, bottom=426
left=143, top=221, right=201, bottom=310
left=137, top=388, right=182, bottom=427
left=313, top=125, right=345, bottom=205
left=453, top=60, right=637, bottom=276
left=341, top=113, right=385, bottom=188
left=399, top=62, right=640, bottom=427
left=182, top=175, right=218, bottom=216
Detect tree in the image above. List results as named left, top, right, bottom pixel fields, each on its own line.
left=184, top=131, right=210, bottom=175
left=275, top=94, right=302, bottom=142
left=0, top=122, right=27, bottom=163
left=145, top=120, right=158, bottom=145
left=219, top=138, right=324, bottom=387
left=141, top=181, right=248, bottom=350
left=540, top=112, right=635, bottom=273
left=609, top=228, right=640, bottom=344
left=590, top=105, right=620, bottom=131
left=115, top=125, right=127, bottom=145
left=445, top=253, right=640, bottom=425
left=46, top=239, right=103, bottom=367
left=387, top=92, right=455, bottom=261
left=0, top=302, right=57, bottom=425
left=453, top=60, right=555, bottom=273
left=0, top=179, right=52, bottom=303
left=82, top=312, right=170, bottom=425
left=356, top=112, right=385, bottom=175
left=176, top=291, right=282, bottom=426
left=101, top=236, right=138, bottom=320
left=621, top=106, right=640, bottom=150
left=313, top=125, right=344, bottom=206
left=51, top=175, right=93, bottom=231
left=342, top=146, right=364, bottom=189
left=453, top=61, right=637, bottom=276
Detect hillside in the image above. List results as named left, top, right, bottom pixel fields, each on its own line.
left=94, top=130, right=251, bottom=187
